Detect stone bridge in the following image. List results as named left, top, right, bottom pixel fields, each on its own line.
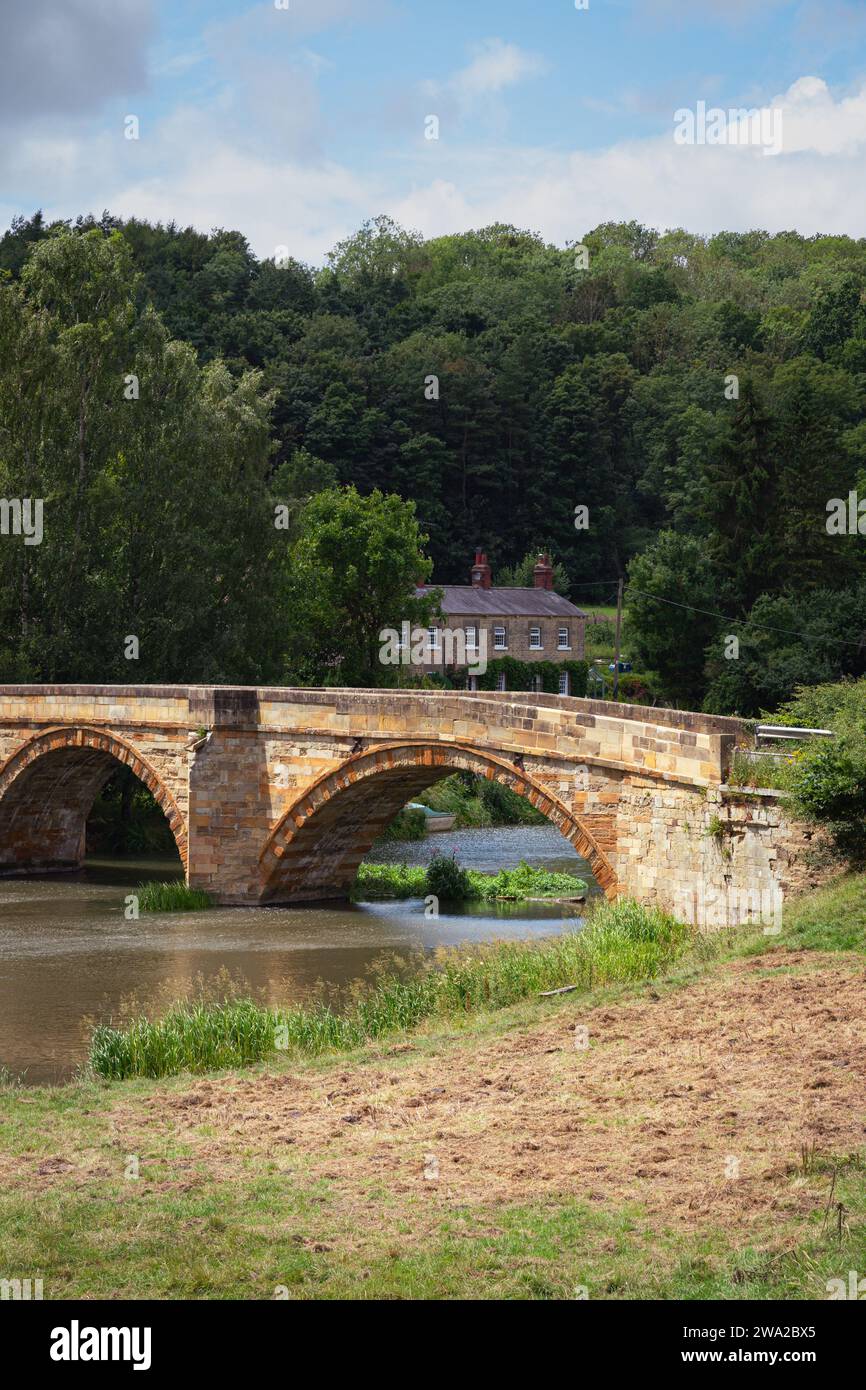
left=0, top=685, right=823, bottom=925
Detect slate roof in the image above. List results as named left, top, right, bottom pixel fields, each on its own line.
left=415, top=585, right=586, bottom=618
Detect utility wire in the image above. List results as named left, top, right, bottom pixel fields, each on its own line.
left=488, top=570, right=862, bottom=652
left=626, top=585, right=866, bottom=652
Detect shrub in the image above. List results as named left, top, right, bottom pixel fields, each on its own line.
left=377, top=807, right=427, bottom=842
left=477, top=775, right=544, bottom=824
left=770, top=681, right=866, bottom=862
left=614, top=673, right=656, bottom=705
left=470, top=860, right=587, bottom=901
left=785, top=741, right=866, bottom=862
left=425, top=852, right=473, bottom=901
left=416, top=772, right=544, bottom=827
left=353, top=858, right=586, bottom=903
left=585, top=620, right=615, bottom=652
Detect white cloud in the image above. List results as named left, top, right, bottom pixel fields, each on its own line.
left=390, top=76, right=866, bottom=246
left=109, top=142, right=373, bottom=265
left=450, top=39, right=547, bottom=102
left=6, top=73, right=866, bottom=264
left=416, top=37, right=546, bottom=143
left=769, top=75, right=866, bottom=155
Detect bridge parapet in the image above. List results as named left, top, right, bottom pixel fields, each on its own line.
left=0, top=685, right=749, bottom=789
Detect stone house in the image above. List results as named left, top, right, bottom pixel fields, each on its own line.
left=413, top=550, right=587, bottom=692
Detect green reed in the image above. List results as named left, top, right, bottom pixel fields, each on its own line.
left=89, top=899, right=692, bottom=1080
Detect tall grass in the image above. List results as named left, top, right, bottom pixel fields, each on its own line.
left=726, top=746, right=792, bottom=791
left=89, top=898, right=693, bottom=1080
left=353, top=862, right=428, bottom=899
left=135, top=881, right=213, bottom=913
left=90, top=1000, right=274, bottom=1080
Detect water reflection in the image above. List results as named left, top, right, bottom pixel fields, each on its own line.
left=0, top=826, right=596, bottom=1085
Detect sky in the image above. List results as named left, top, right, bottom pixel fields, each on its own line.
left=2, top=0, right=866, bottom=263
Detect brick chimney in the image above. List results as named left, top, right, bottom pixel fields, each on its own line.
left=470, top=549, right=492, bottom=590
left=533, top=553, right=554, bottom=590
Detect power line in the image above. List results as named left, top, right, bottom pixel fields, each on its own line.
left=491, top=566, right=863, bottom=653
left=568, top=580, right=625, bottom=589
left=626, top=585, right=866, bottom=652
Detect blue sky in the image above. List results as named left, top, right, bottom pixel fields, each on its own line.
left=3, top=0, right=866, bottom=262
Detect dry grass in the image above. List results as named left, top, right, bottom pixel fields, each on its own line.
left=2, top=909, right=865, bottom=1298
left=90, top=951, right=862, bottom=1235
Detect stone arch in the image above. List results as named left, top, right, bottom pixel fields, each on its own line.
left=0, top=726, right=188, bottom=874
left=259, top=740, right=617, bottom=904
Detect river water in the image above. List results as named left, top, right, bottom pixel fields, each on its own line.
left=0, top=826, right=597, bottom=1085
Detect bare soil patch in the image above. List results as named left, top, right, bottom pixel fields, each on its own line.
left=8, top=953, right=866, bottom=1248
left=91, top=951, right=866, bottom=1237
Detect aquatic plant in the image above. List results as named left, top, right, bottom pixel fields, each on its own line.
left=353, top=859, right=587, bottom=903
left=135, top=880, right=214, bottom=913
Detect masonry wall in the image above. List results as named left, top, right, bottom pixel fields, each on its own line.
left=594, top=779, right=837, bottom=930
left=412, top=611, right=586, bottom=673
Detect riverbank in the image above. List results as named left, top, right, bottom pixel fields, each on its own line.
left=0, top=827, right=593, bottom=1084
left=2, top=875, right=865, bottom=1298
left=86, top=899, right=682, bottom=1079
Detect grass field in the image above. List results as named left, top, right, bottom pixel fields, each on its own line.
left=1, top=874, right=864, bottom=1300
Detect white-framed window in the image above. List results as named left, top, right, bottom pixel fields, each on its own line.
left=427, top=626, right=440, bottom=650
left=529, top=625, right=542, bottom=650
left=558, top=626, right=570, bottom=650
left=466, top=624, right=478, bottom=651
left=531, top=674, right=542, bottom=693
left=558, top=671, right=570, bottom=696
left=493, top=625, right=507, bottom=650
left=496, top=671, right=507, bottom=692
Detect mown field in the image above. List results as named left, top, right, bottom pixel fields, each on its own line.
left=1, top=876, right=865, bottom=1300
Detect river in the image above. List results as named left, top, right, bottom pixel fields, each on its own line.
left=0, top=825, right=598, bottom=1085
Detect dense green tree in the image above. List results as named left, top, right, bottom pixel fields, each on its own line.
left=280, top=486, right=438, bottom=686
left=699, top=374, right=778, bottom=612
left=625, top=533, right=719, bottom=708
left=497, top=549, right=571, bottom=596
left=0, top=229, right=277, bottom=683
left=4, top=209, right=866, bottom=707
left=703, top=584, right=866, bottom=716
